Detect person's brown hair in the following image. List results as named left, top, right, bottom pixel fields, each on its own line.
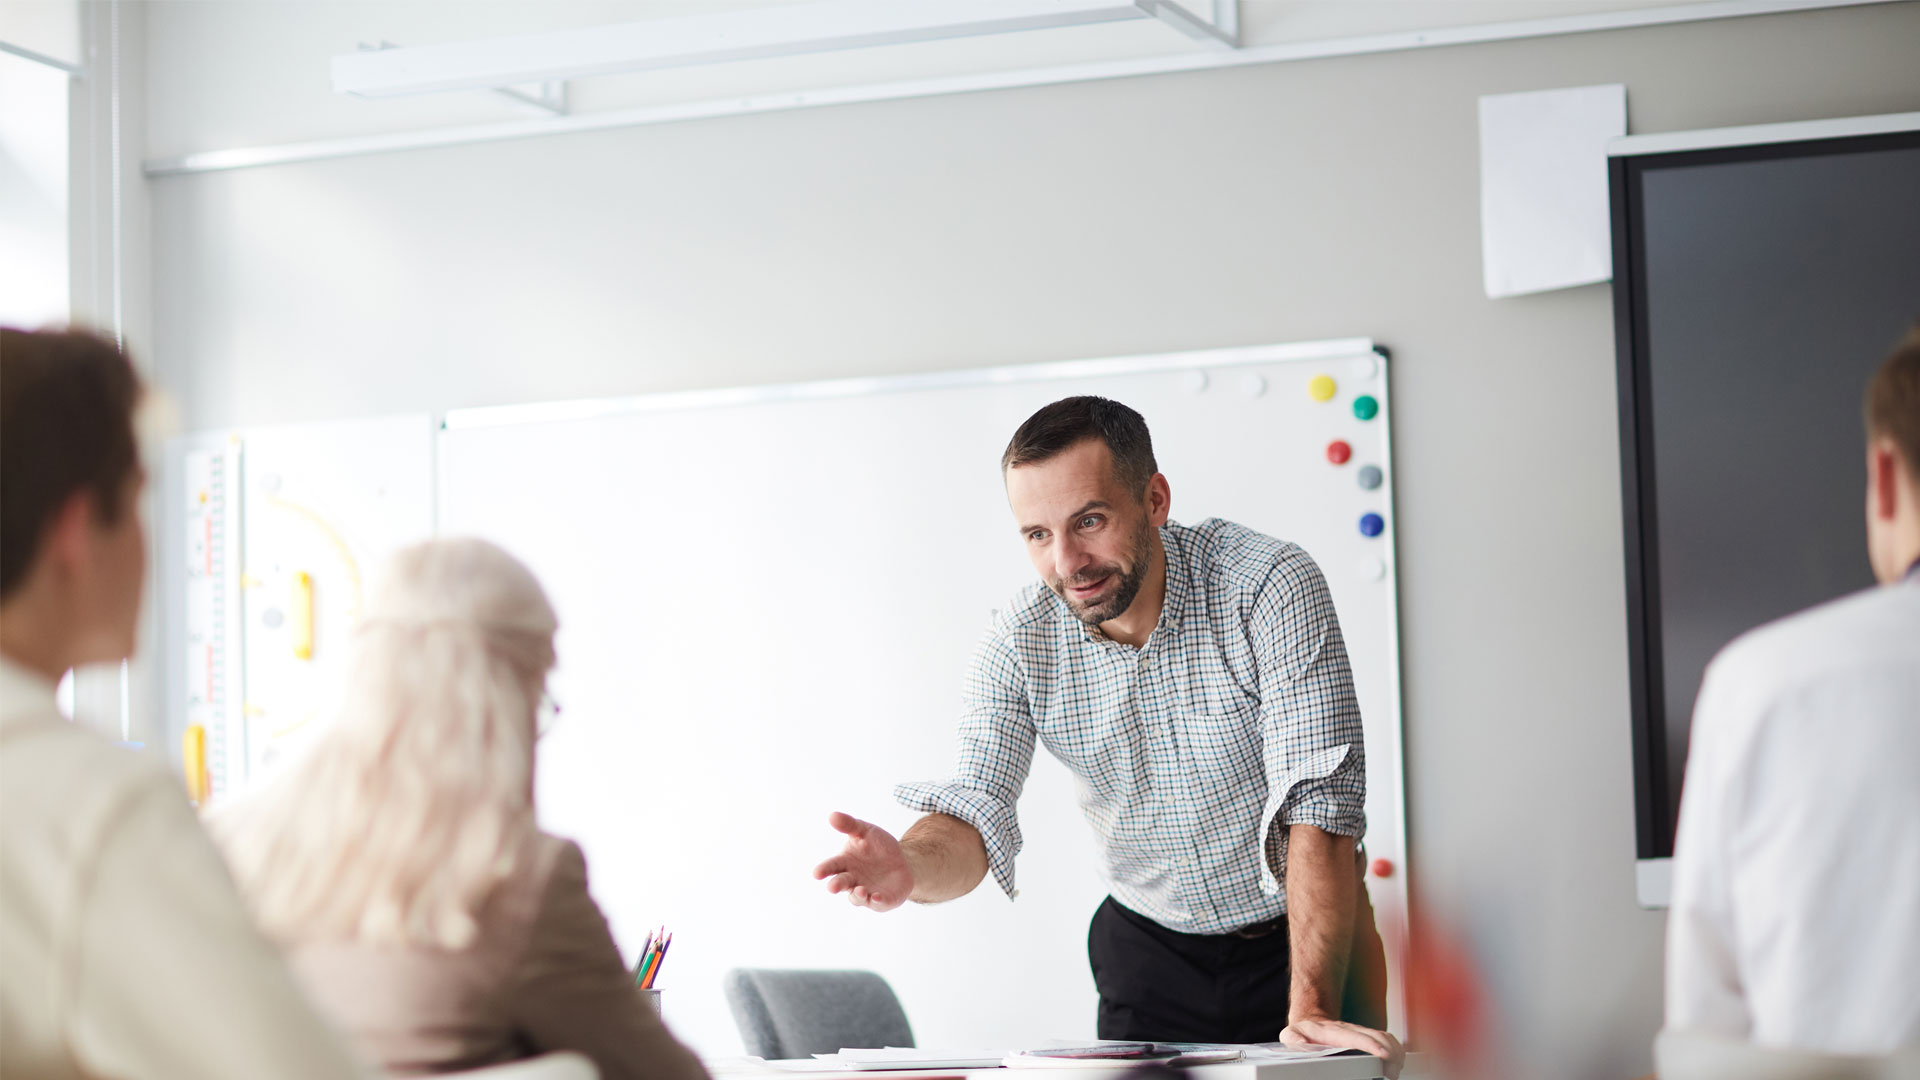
left=1864, top=321, right=1920, bottom=477
left=1001, top=395, right=1159, bottom=496
left=1, top=327, right=143, bottom=600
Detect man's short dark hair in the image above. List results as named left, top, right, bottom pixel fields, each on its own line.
left=1865, top=322, right=1920, bottom=478
left=1, top=327, right=143, bottom=600
left=1001, top=396, right=1158, bottom=496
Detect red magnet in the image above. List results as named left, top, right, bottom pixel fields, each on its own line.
left=1326, top=440, right=1353, bottom=465
left=1370, top=858, right=1394, bottom=879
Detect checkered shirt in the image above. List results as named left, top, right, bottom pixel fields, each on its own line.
left=895, top=517, right=1366, bottom=935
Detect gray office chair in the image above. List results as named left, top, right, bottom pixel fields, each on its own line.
left=722, top=968, right=915, bottom=1059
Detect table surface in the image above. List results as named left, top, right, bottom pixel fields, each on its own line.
left=708, top=1052, right=1418, bottom=1080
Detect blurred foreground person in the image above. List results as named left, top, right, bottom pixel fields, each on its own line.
left=0, top=326, right=367, bottom=1079
left=1665, top=324, right=1920, bottom=1055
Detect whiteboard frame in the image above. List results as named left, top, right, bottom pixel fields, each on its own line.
left=442, top=339, right=1411, bottom=1029
left=443, top=338, right=1376, bottom=429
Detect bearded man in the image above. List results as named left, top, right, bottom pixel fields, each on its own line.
left=814, top=396, right=1401, bottom=1077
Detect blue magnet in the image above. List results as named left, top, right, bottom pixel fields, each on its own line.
left=1357, top=465, right=1383, bottom=491
left=1359, top=512, right=1385, bottom=538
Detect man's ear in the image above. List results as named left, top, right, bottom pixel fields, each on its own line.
left=1145, top=473, right=1172, bottom=528
left=40, top=490, right=97, bottom=582
left=1870, top=440, right=1900, bottom=523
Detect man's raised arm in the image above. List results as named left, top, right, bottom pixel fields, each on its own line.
left=813, top=811, right=987, bottom=911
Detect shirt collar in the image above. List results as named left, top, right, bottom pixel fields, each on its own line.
left=0, top=654, right=60, bottom=727
left=1155, top=522, right=1190, bottom=636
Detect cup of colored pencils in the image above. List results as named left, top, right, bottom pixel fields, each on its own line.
left=632, top=927, right=672, bottom=1016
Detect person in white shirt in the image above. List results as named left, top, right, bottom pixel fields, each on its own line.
left=0, top=327, right=368, bottom=1079
left=1665, top=324, right=1920, bottom=1055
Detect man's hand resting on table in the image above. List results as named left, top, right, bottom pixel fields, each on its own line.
left=813, top=812, right=916, bottom=912
left=1282, top=1017, right=1405, bottom=1080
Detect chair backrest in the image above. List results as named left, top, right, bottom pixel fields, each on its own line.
left=438, top=1051, right=600, bottom=1080
left=722, top=968, right=914, bottom=1059
left=1655, top=1030, right=1920, bottom=1080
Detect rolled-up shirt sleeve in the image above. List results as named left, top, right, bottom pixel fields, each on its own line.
left=1250, top=549, right=1367, bottom=895
left=894, top=625, right=1037, bottom=899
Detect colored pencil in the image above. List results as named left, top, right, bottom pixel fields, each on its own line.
left=631, top=932, right=656, bottom=983
left=643, top=933, right=673, bottom=989
left=639, top=938, right=663, bottom=987
left=644, top=926, right=665, bottom=982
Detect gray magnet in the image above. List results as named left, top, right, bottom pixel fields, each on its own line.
left=1357, top=465, right=1383, bottom=491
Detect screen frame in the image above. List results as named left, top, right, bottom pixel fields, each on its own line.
left=1607, top=114, right=1920, bottom=904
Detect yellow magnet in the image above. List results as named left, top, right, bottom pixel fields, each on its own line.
left=183, top=725, right=209, bottom=805
left=292, top=571, right=314, bottom=660
left=1308, top=374, right=1337, bottom=402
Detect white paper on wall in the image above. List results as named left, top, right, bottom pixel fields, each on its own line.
left=1478, top=83, right=1626, bottom=299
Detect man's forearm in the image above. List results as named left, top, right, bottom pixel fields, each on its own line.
left=1284, top=824, right=1359, bottom=1022
left=900, top=813, right=989, bottom=904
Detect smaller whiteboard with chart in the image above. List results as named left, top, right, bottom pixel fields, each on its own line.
left=162, top=415, right=435, bottom=800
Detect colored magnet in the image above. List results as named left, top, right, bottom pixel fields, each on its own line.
left=1326, top=440, right=1352, bottom=465
left=1359, top=512, right=1385, bottom=538
left=291, top=571, right=314, bottom=660
left=1357, top=465, right=1383, bottom=491
left=1352, top=395, right=1379, bottom=421
left=1370, top=858, right=1394, bottom=879
left=183, top=725, right=208, bottom=806
left=1308, top=374, right=1337, bottom=402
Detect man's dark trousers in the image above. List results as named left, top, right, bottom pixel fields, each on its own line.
left=1087, top=889, right=1389, bottom=1042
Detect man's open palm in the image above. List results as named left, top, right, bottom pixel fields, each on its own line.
left=813, top=812, right=915, bottom=911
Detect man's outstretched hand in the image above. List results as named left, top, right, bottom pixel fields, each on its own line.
left=813, top=812, right=916, bottom=912
left=1282, top=1017, right=1405, bottom=1080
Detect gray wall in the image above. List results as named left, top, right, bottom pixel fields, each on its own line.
left=144, top=4, right=1920, bottom=1077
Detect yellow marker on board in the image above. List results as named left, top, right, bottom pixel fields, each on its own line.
left=183, top=725, right=209, bottom=805
left=1308, top=374, right=1338, bottom=402
left=292, top=571, right=314, bottom=660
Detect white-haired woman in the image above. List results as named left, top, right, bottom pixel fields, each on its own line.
left=215, top=538, right=706, bottom=1080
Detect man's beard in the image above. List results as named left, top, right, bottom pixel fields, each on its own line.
left=1048, top=519, right=1155, bottom=627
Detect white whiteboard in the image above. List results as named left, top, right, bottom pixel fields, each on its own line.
left=438, top=341, right=1407, bottom=1057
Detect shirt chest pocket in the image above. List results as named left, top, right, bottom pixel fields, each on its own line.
left=1035, top=703, right=1149, bottom=804
left=1172, top=704, right=1263, bottom=799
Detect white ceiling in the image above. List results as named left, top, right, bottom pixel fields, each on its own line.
left=138, top=0, right=1856, bottom=163
left=335, top=0, right=1746, bottom=118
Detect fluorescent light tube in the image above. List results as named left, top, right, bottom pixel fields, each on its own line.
left=333, top=0, right=1156, bottom=98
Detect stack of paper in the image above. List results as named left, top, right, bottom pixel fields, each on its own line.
left=811, top=1048, right=1011, bottom=1070
left=1003, top=1041, right=1352, bottom=1068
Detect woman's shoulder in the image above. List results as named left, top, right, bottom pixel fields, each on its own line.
left=522, top=831, right=584, bottom=883
left=492, top=831, right=583, bottom=924
left=510, top=832, right=631, bottom=988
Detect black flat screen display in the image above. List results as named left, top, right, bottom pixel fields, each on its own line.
left=1610, top=129, right=1920, bottom=861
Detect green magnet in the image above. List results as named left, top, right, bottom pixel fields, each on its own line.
left=1352, top=395, right=1379, bottom=421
